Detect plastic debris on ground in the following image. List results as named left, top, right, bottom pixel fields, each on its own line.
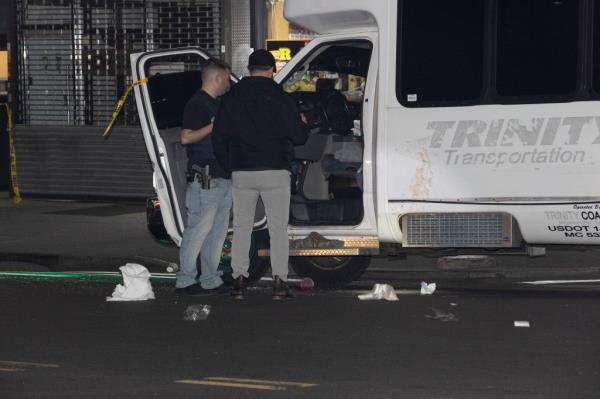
left=184, top=304, right=211, bottom=321
left=165, top=262, right=179, bottom=273
left=358, top=283, right=399, bottom=301
left=514, top=321, right=530, bottom=328
left=106, top=263, right=155, bottom=302
left=426, top=307, right=458, bottom=322
left=299, top=277, right=315, bottom=292
left=420, top=281, right=437, bottom=295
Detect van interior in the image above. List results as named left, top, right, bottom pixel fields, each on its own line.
left=283, top=41, right=372, bottom=226
left=143, top=42, right=372, bottom=228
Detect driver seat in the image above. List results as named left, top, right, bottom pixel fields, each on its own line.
left=316, top=78, right=353, bottom=135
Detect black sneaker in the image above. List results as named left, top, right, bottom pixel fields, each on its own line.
left=212, top=283, right=231, bottom=295
left=230, top=276, right=246, bottom=300
left=175, top=283, right=213, bottom=296
left=272, top=276, right=296, bottom=300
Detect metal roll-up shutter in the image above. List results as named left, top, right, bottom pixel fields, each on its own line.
left=13, top=125, right=153, bottom=198
left=14, top=0, right=223, bottom=198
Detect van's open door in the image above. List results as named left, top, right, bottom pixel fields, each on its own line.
left=130, top=48, right=246, bottom=247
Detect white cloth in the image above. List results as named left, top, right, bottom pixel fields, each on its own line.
left=106, top=263, right=155, bottom=302
left=358, top=283, right=399, bottom=301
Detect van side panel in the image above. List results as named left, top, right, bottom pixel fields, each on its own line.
left=381, top=1, right=600, bottom=245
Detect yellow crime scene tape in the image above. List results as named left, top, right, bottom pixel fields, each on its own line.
left=102, top=77, right=149, bottom=139
left=1, top=103, right=21, bottom=204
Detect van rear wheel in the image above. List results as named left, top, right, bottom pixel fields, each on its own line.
left=289, top=256, right=370, bottom=287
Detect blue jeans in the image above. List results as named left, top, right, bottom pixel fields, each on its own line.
left=176, top=178, right=232, bottom=289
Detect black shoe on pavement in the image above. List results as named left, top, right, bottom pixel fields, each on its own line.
left=175, top=283, right=214, bottom=296
left=230, top=276, right=246, bottom=300
left=212, top=283, right=231, bottom=295
left=272, top=276, right=296, bottom=300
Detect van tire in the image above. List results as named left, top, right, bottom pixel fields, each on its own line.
left=289, top=256, right=370, bottom=287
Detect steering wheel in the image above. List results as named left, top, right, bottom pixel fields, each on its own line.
left=294, top=95, right=324, bottom=130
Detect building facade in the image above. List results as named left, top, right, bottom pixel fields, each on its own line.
left=9, top=0, right=259, bottom=198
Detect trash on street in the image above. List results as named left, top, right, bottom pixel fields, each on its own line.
left=358, top=283, right=399, bottom=301
left=184, top=304, right=211, bottom=321
left=299, top=277, right=315, bottom=292
left=514, top=321, right=530, bottom=328
left=106, top=263, right=155, bottom=302
left=420, top=281, right=437, bottom=295
left=426, top=307, right=458, bottom=322
left=166, top=262, right=179, bottom=273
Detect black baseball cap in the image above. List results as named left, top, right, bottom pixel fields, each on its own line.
left=248, top=49, right=276, bottom=70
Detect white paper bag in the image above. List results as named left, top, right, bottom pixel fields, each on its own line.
left=106, top=263, right=155, bottom=302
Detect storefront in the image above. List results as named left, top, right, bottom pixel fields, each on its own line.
left=5, top=0, right=323, bottom=199
left=9, top=0, right=255, bottom=198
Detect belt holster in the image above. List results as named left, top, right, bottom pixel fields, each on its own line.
left=187, top=164, right=211, bottom=189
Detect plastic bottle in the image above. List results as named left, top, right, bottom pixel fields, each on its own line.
left=299, top=277, right=315, bottom=292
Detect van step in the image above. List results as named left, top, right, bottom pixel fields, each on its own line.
left=257, top=232, right=379, bottom=257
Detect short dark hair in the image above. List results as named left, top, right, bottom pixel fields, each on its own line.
left=202, top=59, right=231, bottom=80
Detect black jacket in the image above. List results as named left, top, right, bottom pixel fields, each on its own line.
left=212, top=76, right=308, bottom=172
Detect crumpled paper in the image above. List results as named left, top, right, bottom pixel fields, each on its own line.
left=420, top=281, right=436, bottom=295
left=106, top=263, right=155, bottom=302
left=358, top=283, right=399, bottom=301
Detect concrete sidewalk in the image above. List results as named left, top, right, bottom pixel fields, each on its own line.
left=0, top=195, right=178, bottom=272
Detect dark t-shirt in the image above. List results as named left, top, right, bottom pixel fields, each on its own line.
left=181, top=89, right=228, bottom=178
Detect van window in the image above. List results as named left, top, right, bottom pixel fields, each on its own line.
left=144, top=54, right=207, bottom=129
left=496, top=0, right=580, bottom=97
left=397, top=0, right=485, bottom=106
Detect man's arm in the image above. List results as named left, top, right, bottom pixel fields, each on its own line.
left=180, top=119, right=213, bottom=145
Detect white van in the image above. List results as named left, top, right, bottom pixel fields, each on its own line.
left=131, top=0, right=600, bottom=285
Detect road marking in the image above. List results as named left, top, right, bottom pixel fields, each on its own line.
left=175, top=379, right=285, bottom=391
left=206, top=377, right=317, bottom=388
left=521, top=279, right=600, bottom=285
left=0, top=367, right=24, bottom=372
left=514, top=321, right=531, bottom=328
left=175, top=377, right=317, bottom=391
left=0, top=360, right=60, bottom=369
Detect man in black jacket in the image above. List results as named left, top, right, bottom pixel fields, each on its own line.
left=213, top=49, right=308, bottom=300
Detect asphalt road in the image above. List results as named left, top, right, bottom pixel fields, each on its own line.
left=1, top=276, right=599, bottom=399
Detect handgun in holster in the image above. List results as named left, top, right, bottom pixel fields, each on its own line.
left=187, top=164, right=211, bottom=189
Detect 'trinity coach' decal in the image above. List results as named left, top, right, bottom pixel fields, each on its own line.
left=427, top=117, right=600, bottom=167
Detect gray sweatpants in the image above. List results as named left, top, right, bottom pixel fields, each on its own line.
left=231, top=170, right=291, bottom=281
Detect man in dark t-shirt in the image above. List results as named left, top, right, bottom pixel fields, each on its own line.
left=175, top=59, right=232, bottom=296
